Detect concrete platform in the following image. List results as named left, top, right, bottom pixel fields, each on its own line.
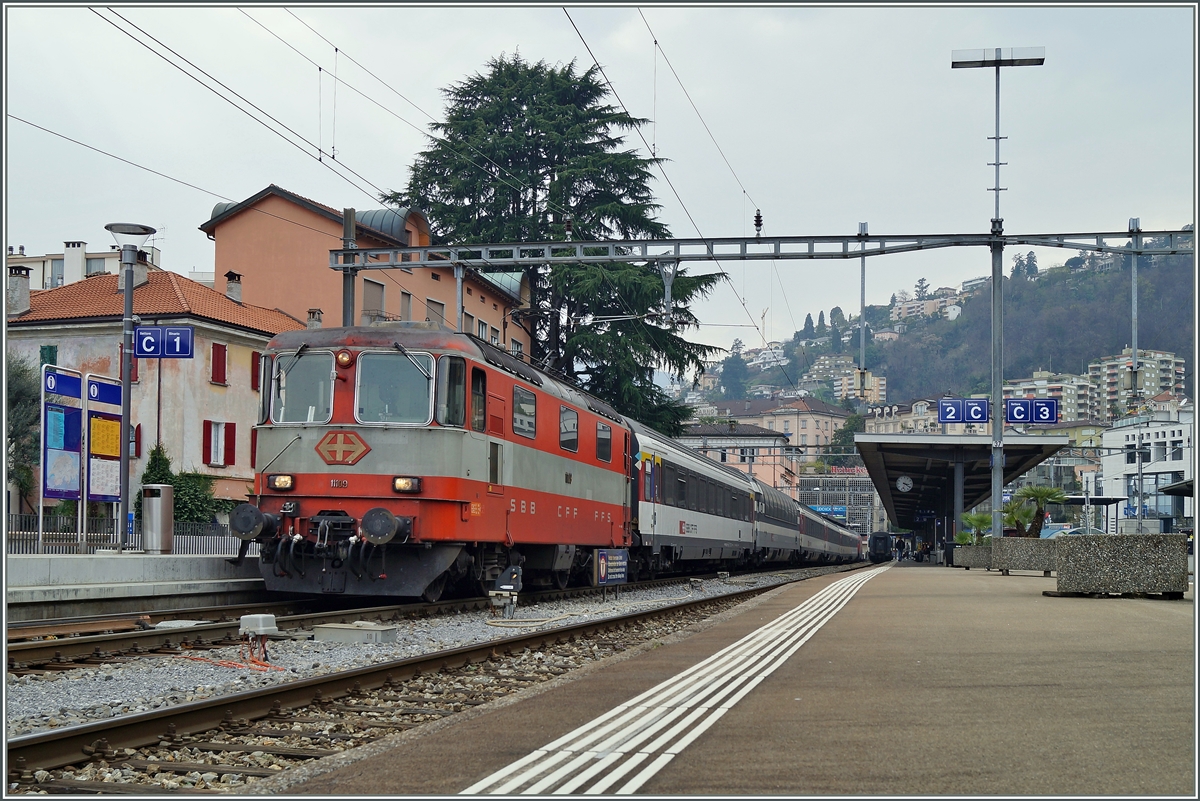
left=268, top=561, right=1196, bottom=796
left=5, top=554, right=264, bottom=620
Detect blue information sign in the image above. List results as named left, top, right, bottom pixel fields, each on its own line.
left=163, top=326, right=194, bottom=358
left=87, top=379, right=121, bottom=406
left=593, top=549, right=629, bottom=586
left=809, top=505, right=848, bottom=518
left=1031, top=398, right=1059, bottom=424
left=135, top=326, right=194, bottom=358
left=937, top=398, right=963, bottom=424
left=135, top=326, right=162, bottom=357
left=1005, top=399, right=1032, bottom=424
left=44, top=370, right=82, bottom=399
left=964, top=399, right=990, bottom=423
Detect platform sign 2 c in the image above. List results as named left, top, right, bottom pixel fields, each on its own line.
left=593, top=549, right=629, bottom=586
left=938, top=398, right=989, bottom=424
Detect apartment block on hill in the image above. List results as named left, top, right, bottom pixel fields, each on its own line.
left=1088, top=348, right=1186, bottom=421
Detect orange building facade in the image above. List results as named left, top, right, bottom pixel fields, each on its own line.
left=200, top=185, right=530, bottom=356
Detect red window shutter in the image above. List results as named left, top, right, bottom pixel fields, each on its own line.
left=134, top=424, right=142, bottom=458
left=250, top=427, right=258, bottom=468
left=251, top=351, right=261, bottom=391
left=212, top=343, right=227, bottom=384
left=203, top=420, right=213, bottom=464
left=224, top=422, right=236, bottom=466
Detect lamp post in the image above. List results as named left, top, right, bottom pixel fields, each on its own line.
left=105, top=222, right=156, bottom=552
left=952, top=46, right=1045, bottom=540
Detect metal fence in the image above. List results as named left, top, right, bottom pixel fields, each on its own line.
left=5, top=514, right=257, bottom=557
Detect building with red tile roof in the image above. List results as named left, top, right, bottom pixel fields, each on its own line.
left=198, top=185, right=531, bottom=357
left=7, top=267, right=305, bottom=509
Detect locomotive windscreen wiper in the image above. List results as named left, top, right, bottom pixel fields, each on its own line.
left=393, top=341, right=432, bottom=380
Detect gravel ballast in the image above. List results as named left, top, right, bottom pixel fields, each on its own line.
left=6, top=569, right=843, bottom=738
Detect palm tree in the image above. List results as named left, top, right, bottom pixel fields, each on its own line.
left=1002, top=499, right=1035, bottom=537
left=960, top=512, right=992, bottom=545
left=1016, top=485, right=1068, bottom=538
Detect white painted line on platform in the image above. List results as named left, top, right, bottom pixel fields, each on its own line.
left=463, top=565, right=889, bottom=794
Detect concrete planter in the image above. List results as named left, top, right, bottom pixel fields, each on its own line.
left=993, top=537, right=1057, bottom=575
left=1056, top=534, right=1188, bottom=597
left=955, top=545, right=992, bottom=570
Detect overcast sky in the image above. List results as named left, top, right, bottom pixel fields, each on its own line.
left=5, top=4, right=1196, bottom=357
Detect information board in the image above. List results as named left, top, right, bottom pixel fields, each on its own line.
left=592, top=549, right=629, bottom=586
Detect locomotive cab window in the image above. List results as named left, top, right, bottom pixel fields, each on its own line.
left=559, top=406, right=579, bottom=452
left=356, top=350, right=434, bottom=424
left=272, top=350, right=334, bottom=424
left=512, top=386, right=537, bottom=438
left=596, top=422, right=612, bottom=462
left=470, top=368, right=486, bottom=432
left=436, top=356, right=466, bottom=427
left=258, top=353, right=274, bottom=424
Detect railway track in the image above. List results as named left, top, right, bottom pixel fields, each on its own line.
left=5, top=564, right=869, bottom=793
left=6, top=576, right=696, bottom=669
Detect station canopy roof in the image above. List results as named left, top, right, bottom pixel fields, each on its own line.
left=1159, top=478, right=1194, bottom=497
left=855, top=433, right=1070, bottom=531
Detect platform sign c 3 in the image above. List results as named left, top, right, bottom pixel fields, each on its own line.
left=593, top=548, right=629, bottom=586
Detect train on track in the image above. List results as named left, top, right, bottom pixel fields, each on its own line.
left=228, top=322, right=863, bottom=601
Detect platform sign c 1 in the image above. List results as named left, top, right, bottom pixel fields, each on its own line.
left=135, top=325, right=194, bottom=358
left=593, top=549, right=629, bottom=586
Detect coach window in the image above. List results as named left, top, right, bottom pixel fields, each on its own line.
left=470, top=368, right=487, bottom=432
left=686, top=474, right=697, bottom=511
left=560, top=406, right=579, bottom=452
left=356, top=351, right=434, bottom=424
left=272, top=350, right=334, bottom=424
left=664, top=464, right=677, bottom=506
left=596, top=422, right=612, bottom=462
left=512, top=386, right=537, bottom=438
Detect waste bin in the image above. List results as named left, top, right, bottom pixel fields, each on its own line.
left=142, top=484, right=174, bottom=554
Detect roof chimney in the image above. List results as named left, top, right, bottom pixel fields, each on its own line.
left=8, top=265, right=31, bottom=317
left=223, top=270, right=242, bottom=304
left=117, top=260, right=149, bottom=292
left=6, top=246, right=12, bottom=256
left=19, top=245, right=25, bottom=255
left=307, top=308, right=323, bottom=329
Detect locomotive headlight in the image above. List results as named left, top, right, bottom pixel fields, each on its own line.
left=392, top=476, right=422, bottom=493
left=267, top=474, right=295, bottom=491
left=336, top=350, right=354, bottom=368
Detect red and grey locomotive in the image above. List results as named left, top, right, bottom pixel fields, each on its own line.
left=229, top=321, right=861, bottom=600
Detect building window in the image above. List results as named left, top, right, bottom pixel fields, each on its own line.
left=767, top=420, right=775, bottom=430
left=510, top=340, right=523, bottom=359
left=202, top=420, right=236, bottom=466
left=50, top=258, right=64, bottom=287
left=86, top=257, right=107, bottom=275
left=211, top=343, right=227, bottom=385
left=800, top=420, right=807, bottom=429
left=426, top=299, right=445, bottom=326
left=783, top=420, right=790, bottom=432
left=1170, top=440, right=1183, bottom=460
left=490, top=327, right=500, bottom=346
left=361, top=279, right=384, bottom=325
left=478, top=320, right=488, bottom=339
left=401, top=292, right=412, bottom=321
left=463, top=312, right=475, bottom=335
left=39, top=345, right=58, bottom=368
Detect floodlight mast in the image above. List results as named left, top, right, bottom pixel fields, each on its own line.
left=952, top=47, right=1045, bottom=542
